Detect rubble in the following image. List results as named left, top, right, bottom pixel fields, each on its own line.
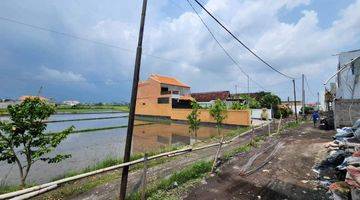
left=316, top=119, right=360, bottom=200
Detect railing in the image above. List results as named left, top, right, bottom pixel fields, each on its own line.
left=0, top=122, right=271, bottom=200
left=160, top=91, right=171, bottom=95
left=160, top=91, right=180, bottom=95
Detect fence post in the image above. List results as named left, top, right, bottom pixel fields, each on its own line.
left=141, top=153, right=148, bottom=200
left=268, top=120, right=271, bottom=136
left=276, top=115, right=283, bottom=135
left=211, top=137, right=224, bottom=173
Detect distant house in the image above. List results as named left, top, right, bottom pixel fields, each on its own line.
left=281, top=100, right=302, bottom=114
left=19, top=95, right=48, bottom=102
left=63, top=100, right=80, bottom=106
left=230, top=92, right=270, bottom=101
left=191, top=91, right=231, bottom=107
left=0, top=99, right=17, bottom=109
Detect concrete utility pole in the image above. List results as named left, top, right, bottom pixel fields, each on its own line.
left=119, top=0, right=147, bottom=199
left=235, top=84, right=238, bottom=98
left=247, top=75, right=250, bottom=96
left=302, top=74, right=305, bottom=118
left=292, top=79, right=298, bottom=121
left=317, top=92, right=320, bottom=110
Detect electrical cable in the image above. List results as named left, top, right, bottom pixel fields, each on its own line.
left=0, top=16, right=199, bottom=66
left=192, top=0, right=296, bottom=80
left=185, top=0, right=267, bottom=91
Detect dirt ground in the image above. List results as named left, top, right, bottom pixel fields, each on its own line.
left=185, top=122, right=333, bottom=200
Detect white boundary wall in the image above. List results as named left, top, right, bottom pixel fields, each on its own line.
left=251, top=109, right=272, bottom=119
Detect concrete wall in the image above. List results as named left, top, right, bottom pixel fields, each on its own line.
left=136, top=78, right=173, bottom=117
left=171, top=108, right=251, bottom=126
left=334, top=99, right=360, bottom=127
left=251, top=109, right=272, bottom=119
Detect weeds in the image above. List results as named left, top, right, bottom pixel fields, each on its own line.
left=127, top=161, right=212, bottom=200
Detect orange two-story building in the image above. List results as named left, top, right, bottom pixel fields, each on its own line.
left=136, top=74, right=193, bottom=118
left=136, top=74, right=251, bottom=126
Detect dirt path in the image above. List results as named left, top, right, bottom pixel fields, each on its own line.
left=184, top=123, right=333, bottom=200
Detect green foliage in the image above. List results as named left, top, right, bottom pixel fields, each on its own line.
left=0, top=97, right=74, bottom=186
left=209, top=99, right=227, bottom=131
left=240, top=94, right=261, bottom=109
left=187, top=101, right=201, bottom=136
left=275, top=106, right=293, bottom=119
left=259, top=94, right=281, bottom=109
left=300, top=106, right=315, bottom=115
left=230, top=102, right=248, bottom=110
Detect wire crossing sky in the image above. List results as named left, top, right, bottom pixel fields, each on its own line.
left=0, top=0, right=359, bottom=102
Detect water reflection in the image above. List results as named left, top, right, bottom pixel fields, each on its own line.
left=132, top=123, right=232, bottom=153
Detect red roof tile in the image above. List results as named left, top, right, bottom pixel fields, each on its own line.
left=191, top=91, right=230, bottom=102
left=150, top=74, right=190, bottom=88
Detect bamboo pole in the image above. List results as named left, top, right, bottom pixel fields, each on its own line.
left=11, top=184, right=58, bottom=200
left=211, top=136, right=224, bottom=173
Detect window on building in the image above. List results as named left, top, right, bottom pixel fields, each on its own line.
left=161, top=87, right=170, bottom=95
left=157, top=97, right=169, bottom=104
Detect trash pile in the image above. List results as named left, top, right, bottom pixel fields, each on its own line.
left=314, top=119, right=360, bottom=200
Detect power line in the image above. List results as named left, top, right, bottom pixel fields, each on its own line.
left=185, top=0, right=267, bottom=91
left=304, top=75, right=318, bottom=99
left=192, top=0, right=296, bottom=80
left=0, top=16, right=195, bottom=66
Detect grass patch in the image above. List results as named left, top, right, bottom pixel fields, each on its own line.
left=222, top=135, right=267, bottom=161
left=280, top=120, right=303, bottom=132
left=0, top=108, right=7, bottom=115
left=55, top=105, right=129, bottom=114
left=127, top=161, right=212, bottom=200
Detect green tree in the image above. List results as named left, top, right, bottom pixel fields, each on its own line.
left=240, top=94, right=261, bottom=109
left=0, top=97, right=74, bottom=187
left=187, top=101, right=201, bottom=141
left=209, top=99, right=227, bottom=135
left=230, top=101, right=248, bottom=110
left=259, top=94, right=281, bottom=109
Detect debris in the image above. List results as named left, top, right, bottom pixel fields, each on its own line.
left=328, top=182, right=351, bottom=200
left=337, top=157, right=360, bottom=170
left=262, top=169, right=270, bottom=173
left=301, top=180, right=309, bottom=184
left=351, top=188, right=360, bottom=200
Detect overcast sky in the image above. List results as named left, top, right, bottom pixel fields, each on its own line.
left=0, top=0, right=359, bottom=103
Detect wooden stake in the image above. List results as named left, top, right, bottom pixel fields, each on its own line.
left=276, top=115, right=283, bottom=135
left=141, top=153, right=148, bottom=200
left=211, top=136, right=224, bottom=173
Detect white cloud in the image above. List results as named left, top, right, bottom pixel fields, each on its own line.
left=36, top=66, right=87, bottom=83
left=85, top=0, right=360, bottom=98
left=14, top=0, right=359, bottom=101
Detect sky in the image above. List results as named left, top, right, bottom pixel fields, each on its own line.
left=0, top=0, right=359, bottom=103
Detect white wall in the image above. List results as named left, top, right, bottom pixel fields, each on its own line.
left=251, top=109, right=272, bottom=119
left=336, top=50, right=360, bottom=99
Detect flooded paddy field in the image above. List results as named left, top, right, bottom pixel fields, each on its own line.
left=0, top=113, right=233, bottom=185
